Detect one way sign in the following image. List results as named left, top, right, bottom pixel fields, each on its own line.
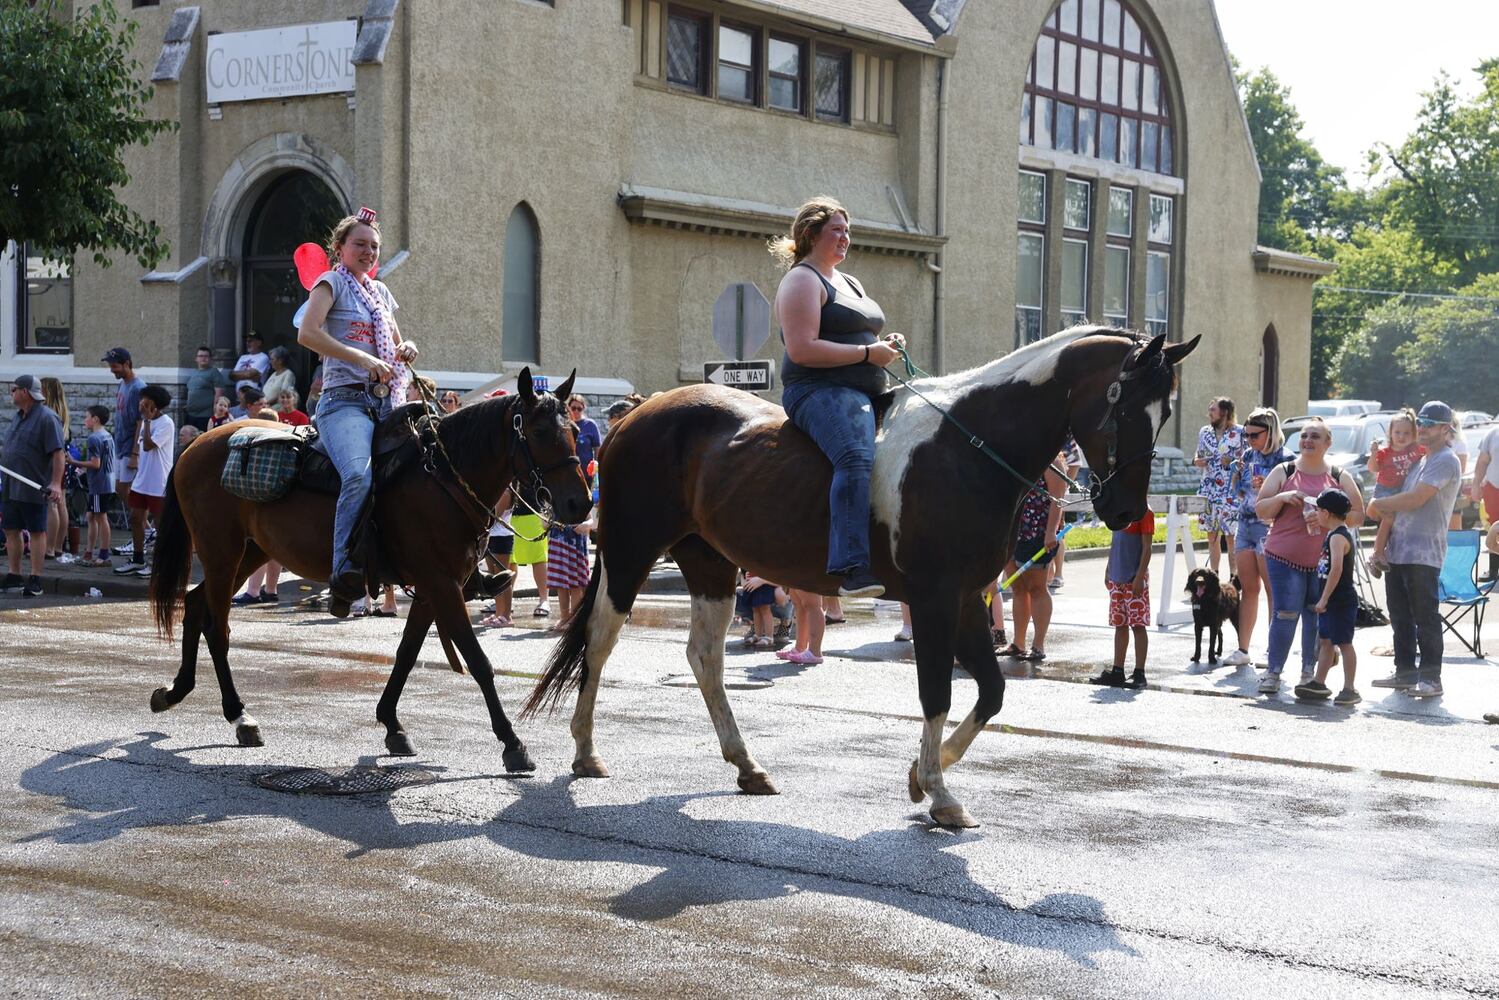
left=704, top=360, right=774, bottom=392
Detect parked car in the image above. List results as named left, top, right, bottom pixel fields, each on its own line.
left=1306, top=399, right=1383, bottom=417
left=1455, top=410, right=1493, bottom=427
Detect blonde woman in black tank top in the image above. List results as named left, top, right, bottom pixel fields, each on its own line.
left=771, top=197, right=906, bottom=599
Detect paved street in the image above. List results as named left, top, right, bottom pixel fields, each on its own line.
left=2, top=546, right=1497, bottom=998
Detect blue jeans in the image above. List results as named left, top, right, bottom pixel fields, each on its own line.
left=1264, top=556, right=1319, bottom=676
left=782, top=381, right=876, bottom=575
left=315, top=386, right=391, bottom=579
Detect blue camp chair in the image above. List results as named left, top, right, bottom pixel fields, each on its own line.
left=1438, top=530, right=1495, bottom=658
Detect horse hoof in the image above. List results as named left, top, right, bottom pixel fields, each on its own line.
left=385, top=731, right=416, bottom=757
left=737, top=771, right=779, bottom=796
left=930, top=804, right=979, bottom=829
left=572, top=756, right=611, bottom=778
left=149, top=687, right=172, bottom=714
left=908, top=762, right=926, bottom=803
left=502, top=747, right=536, bottom=773
left=236, top=723, right=263, bottom=748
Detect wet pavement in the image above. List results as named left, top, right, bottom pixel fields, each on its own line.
left=2, top=545, right=1497, bottom=998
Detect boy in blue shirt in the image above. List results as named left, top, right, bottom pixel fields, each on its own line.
left=1092, top=511, right=1155, bottom=689
left=66, top=405, right=116, bottom=566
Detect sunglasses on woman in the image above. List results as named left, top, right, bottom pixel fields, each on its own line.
left=1245, top=428, right=1266, bottom=441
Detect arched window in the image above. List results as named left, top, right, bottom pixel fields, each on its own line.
left=502, top=203, right=540, bottom=363
left=1021, top=0, right=1174, bottom=173
left=1261, top=326, right=1279, bottom=408
left=1014, top=0, right=1180, bottom=347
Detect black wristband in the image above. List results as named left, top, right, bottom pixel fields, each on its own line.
left=863, top=344, right=870, bottom=364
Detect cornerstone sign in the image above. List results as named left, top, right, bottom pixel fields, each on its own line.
left=205, top=21, right=357, bottom=104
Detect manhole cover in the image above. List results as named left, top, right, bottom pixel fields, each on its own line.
left=255, top=765, right=439, bottom=796
left=660, top=671, right=773, bottom=691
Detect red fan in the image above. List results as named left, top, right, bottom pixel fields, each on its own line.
left=294, top=242, right=378, bottom=291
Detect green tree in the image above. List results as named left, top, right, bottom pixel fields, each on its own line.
left=1378, top=63, right=1499, bottom=286
left=1237, top=67, right=1348, bottom=251
left=1330, top=300, right=1422, bottom=407
left=1398, top=272, right=1499, bottom=411
left=0, top=1, right=176, bottom=267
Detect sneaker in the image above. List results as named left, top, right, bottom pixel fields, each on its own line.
left=1047, top=576, right=1064, bottom=592
left=1126, top=668, right=1148, bottom=689
left=230, top=592, right=259, bottom=607
left=894, top=625, right=913, bottom=642
left=0, top=573, right=23, bottom=594
left=1371, top=672, right=1418, bottom=690
left=1334, top=688, right=1362, bottom=706
left=56, top=552, right=77, bottom=565
left=258, top=589, right=280, bottom=604
left=1299, top=667, right=1316, bottom=685
left=1257, top=672, right=1281, bottom=694
left=1222, top=649, right=1253, bottom=667
left=1294, top=680, right=1331, bottom=701
left=1409, top=680, right=1444, bottom=699
left=837, top=567, right=885, bottom=599
left=1091, top=666, right=1126, bottom=687
left=110, top=544, right=135, bottom=557
left=113, top=561, right=146, bottom=575
left=22, top=575, right=43, bottom=597
left=135, top=565, right=152, bottom=578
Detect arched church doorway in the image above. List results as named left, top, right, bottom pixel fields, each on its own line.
left=242, top=171, right=345, bottom=394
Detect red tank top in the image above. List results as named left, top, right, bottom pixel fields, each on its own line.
left=1264, top=465, right=1336, bottom=570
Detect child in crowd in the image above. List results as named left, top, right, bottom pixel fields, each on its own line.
left=277, top=389, right=311, bottom=426
left=209, top=395, right=233, bottom=428
left=738, top=570, right=784, bottom=649
left=479, top=488, right=516, bottom=628
left=116, top=385, right=174, bottom=578
left=1092, top=509, right=1155, bottom=688
left=67, top=405, right=116, bottom=567
left=1296, top=488, right=1360, bottom=705
left=1366, top=409, right=1423, bottom=575
left=547, top=515, right=592, bottom=631
left=777, top=588, right=825, bottom=664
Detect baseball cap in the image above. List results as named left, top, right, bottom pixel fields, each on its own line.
left=244, top=331, right=263, bottom=344
left=12, top=374, right=45, bottom=401
left=101, top=347, right=132, bottom=363
left=1316, top=487, right=1352, bottom=517
left=1416, top=400, right=1454, bottom=426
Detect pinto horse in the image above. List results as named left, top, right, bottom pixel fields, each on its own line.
left=524, top=328, right=1198, bottom=826
left=147, top=368, right=591, bottom=769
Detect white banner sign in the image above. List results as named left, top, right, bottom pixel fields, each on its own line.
left=206, top=20, right=356, bottom=104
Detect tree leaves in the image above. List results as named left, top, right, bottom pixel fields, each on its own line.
left=0, top=0, right=177, bottom=267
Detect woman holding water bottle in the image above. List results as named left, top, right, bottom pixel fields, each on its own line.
left=1252, top=417, right=1365, bottom=694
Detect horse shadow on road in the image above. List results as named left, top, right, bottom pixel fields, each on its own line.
left=15, top=734, right=1136, bottom=968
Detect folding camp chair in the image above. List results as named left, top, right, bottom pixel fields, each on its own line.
left=1438, top=530, right=1496, bottom=658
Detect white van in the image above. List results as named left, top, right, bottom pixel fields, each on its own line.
left=1306, top=399, right=1383, bottom=417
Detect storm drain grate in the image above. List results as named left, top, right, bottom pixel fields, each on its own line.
left=255, top=765, right=439, bottom=796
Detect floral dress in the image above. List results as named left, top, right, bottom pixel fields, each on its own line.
left=1195, top=423, right=1244, bottom=533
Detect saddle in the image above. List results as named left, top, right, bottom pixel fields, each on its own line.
left=297, top=402, right=427, bottom=496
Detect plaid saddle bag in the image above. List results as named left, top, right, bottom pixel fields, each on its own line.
left=221, top=424, right=303, bottom=503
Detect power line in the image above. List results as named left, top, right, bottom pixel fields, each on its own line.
left=1315, top=284, right=1499, bottom=302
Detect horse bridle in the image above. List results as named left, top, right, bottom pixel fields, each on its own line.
left=1081, top=346, right=1171, bottom=498
left=505, top=405, right=582, bottom=537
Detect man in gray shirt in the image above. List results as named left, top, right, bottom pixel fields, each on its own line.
left=1, top=375, right=65, bottom=597
left=1366, top=400, right=1463, bottom=699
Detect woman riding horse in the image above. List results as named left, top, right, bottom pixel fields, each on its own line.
left=772, top=197, right=907, bottom=599
left=296, top=207, right=418, bottom=618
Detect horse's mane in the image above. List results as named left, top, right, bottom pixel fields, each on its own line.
left=434, top=393, right=521, bottom=459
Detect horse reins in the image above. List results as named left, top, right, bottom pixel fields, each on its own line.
left=887, top=343, right=1166, bottom=509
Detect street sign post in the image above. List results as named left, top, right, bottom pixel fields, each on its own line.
left=704, top=360, right=773, bottom=392
left=711, top=282, right=771, bottom=360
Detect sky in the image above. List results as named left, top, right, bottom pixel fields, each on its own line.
left=1213, top=0, right=1499, bottom=184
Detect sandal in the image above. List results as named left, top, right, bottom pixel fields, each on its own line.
left=990, top=628, right=1008, bottom=648
left=533, top=604, right=550, bottom=617
left=997, top=643, right=1025, bottom=659
left=1025, top=648, right=1046, bottom=663
left=478, top=613, right=511, bottom=628
left=824, top=614, right=846, bottom=625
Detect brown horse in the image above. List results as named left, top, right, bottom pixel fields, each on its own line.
left=525, top=328, right=1198, bottom=826
left=147, top=368, right=591, bottom=770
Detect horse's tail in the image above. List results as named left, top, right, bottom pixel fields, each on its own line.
left=522, top=553, right=600, bottom=718
left=149, top=470, right=193, bottom=640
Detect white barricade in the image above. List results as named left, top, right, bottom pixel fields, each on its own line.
left=1060, top=492, right=1206, bottom=629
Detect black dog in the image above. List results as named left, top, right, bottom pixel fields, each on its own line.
left=1186, top=568, right=1241, bottom=664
